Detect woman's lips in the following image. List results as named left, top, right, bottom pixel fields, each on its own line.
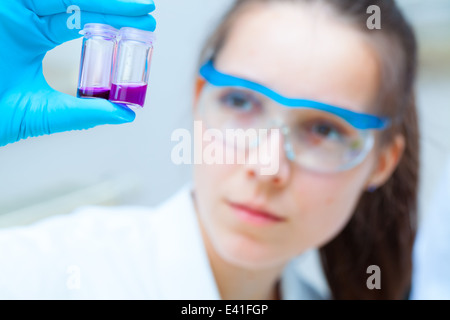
left=227, top=201, right=285, bottom=226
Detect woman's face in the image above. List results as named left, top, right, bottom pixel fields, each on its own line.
left=193, top=2, right=387, bottom=270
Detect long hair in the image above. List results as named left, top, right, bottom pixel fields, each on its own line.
left=198, top=0, right=419, bottom=299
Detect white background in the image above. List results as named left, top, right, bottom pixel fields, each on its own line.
left=0, top=0, right=449, bottom=226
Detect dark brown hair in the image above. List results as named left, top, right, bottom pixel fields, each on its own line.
left=198, top=0, right=419, bottom=299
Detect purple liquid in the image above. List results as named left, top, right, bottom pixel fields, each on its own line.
left=109, top=83, right=148, bottom=108
left=77, top=87, right=110, bottom=99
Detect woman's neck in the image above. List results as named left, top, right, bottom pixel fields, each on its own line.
left=190, top=188, right=285, bottom=300
left=198, top=220, right=284, bottom=300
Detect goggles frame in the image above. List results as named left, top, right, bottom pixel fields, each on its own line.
left=199, top=60, right=391, bottom=131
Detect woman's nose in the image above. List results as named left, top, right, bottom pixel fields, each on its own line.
left=244, top=127, right=292, bottom=186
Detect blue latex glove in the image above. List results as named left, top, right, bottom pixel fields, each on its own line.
left=0, top=0, right=156, bottom=147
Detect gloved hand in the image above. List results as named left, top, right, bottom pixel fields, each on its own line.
left=0, top=0, right=156, bottom=147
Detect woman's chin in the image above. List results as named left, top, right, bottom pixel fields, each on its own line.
left=215, top=233, right=287, bottom=270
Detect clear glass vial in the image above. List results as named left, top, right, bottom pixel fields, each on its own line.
left=109, top=27, right=155, bottom=108
left=77, top=23, right=118, bottom=99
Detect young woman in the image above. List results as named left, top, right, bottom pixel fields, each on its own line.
left=0, top=0, right=419, bottom=300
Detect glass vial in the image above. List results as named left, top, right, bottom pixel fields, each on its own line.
left=109, top=27, right=155, bottom=108
left=77, top=23, right=118, bottom=99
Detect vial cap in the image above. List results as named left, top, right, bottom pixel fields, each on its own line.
left=118, top=27, right=156, bottom=45
left=79, top=23, right=119, bottom=39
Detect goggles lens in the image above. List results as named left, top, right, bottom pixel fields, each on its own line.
left=197, top=84, right=375, bottom=173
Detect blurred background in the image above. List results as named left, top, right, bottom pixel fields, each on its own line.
left=0, top=0, right=449, bottom=227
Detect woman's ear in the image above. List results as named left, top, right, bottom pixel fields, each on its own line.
left=366, top=134, right=405, bottom=190
left=193, top=77, right=206, bottom=113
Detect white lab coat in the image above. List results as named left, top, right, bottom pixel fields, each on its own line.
left=0, top=182, right=330, bottom=299
left=410, top=162, right=450, bottom=299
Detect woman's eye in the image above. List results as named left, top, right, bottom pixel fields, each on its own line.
left=219, top=90, right=258, bottom=112
left=314, top=124, right=336, bottom=136
left=309, top=122, right=344, bottom=141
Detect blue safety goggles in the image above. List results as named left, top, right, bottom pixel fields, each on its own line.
left=199, top=60, right=390, bottom=131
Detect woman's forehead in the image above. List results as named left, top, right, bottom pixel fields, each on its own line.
left=214, top=2, right=381, bottom=114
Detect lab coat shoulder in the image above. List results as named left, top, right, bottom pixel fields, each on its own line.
left=0, top=184, right=210, bottom=299
left=411, top=162, right=450, bottom=299
left=0, top=182, right=330, bottom=299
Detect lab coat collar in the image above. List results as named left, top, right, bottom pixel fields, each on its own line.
left=152, top=181, right=221, bottom=300
left=280, top=249, right=331, bottom=299
left=154, top=181, right=330, bottom=300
